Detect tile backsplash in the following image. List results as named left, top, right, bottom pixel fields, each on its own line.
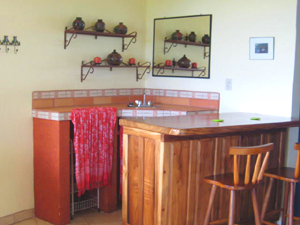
left=32, top=88, right=220, bottom=110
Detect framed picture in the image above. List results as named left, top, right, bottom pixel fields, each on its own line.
left=249, top=37, right=274, bottom=60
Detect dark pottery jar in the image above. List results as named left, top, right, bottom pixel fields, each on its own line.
left=202, top=34, right=210, bottom=44
left=114, top=22, right=128, bottom=34
left=177, top=55, right=191, bottom=68
left=171, top=30, right=184, bottom=41
left=188, top=31, right=197, bottom=42
left=107, top=49, right=123, bottom=66
left=95, top=19, right=105, bottom=32
left=72, top=17, right=85, bottom=30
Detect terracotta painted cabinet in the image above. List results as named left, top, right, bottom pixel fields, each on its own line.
left=120, top=113, right=300, bottom=225
left=33, top=118, right=118, bottom=225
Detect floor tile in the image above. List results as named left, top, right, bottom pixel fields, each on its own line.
left=35, top=218, right=53, bottom=225
left=14, top=218, right=37, bottom=225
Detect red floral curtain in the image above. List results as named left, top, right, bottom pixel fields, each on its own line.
left=70, top=107, right=117, bottom=197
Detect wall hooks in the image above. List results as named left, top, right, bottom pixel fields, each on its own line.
left=10, top=36, right=20, bottom=54
left=0, top=35, right=21, bottom=53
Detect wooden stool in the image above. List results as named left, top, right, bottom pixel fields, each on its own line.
left=203, top=143, right=274, bottom=225
left=261, top=143, right=300, bottom=225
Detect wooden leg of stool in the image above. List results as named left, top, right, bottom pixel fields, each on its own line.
left=229, top=190, right=236, bottom=225
left=251, top=188, right=261, bottom=225
left=261, top=178, right=274, bottom=222
left=289, top=182, right=295, bottom=225
left=203, top=185, right=217, bottom=225
left=282, top=182, right=289, bottom=225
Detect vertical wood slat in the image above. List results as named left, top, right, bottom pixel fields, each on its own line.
left=244, top=155, right=251, bottom=185
left=154, top=141, right=161, bottom=225
left=170, top=141, right=189, bottom=225
left=234, top=155, right=239, bottom=185
left=122, top=134, right=129, bottom=225
left=143, top=139, right=155, bottom=225
left=128, top=136, right=143, bottom=225
left=186, top=141, right=198, bottom=225
left=138, top=137, right=144, bottom=225
left=158, top=142, right=171, bottom=225
left=252, top=154, right=262, bottom=183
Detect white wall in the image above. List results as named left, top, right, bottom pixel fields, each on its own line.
left=145, top=0, right=297, bottom=117
left=0, top=0, right=146, bottom=217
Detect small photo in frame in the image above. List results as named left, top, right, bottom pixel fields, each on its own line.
left=249, top=37, right=274, bottom=60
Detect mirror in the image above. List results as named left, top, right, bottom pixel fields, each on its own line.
left=152, top=15, right=212, bottom=79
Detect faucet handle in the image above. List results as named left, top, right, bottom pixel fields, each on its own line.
left=135, top=100, right=142, bottom=107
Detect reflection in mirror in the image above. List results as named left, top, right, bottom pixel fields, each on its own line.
left=152, top=15, right=212, bottom=79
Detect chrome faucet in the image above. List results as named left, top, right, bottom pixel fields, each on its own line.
left=143, top=92, right=146, bottom=105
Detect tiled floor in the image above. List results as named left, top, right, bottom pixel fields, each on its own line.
left=14, top=208, right=122, bottom=225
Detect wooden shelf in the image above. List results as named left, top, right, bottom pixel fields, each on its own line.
left=164, top=38, right=210, bottom=58
left=153, top=65, right=206, bottom=77
left=64, top=26, right=137, bottom=51
left=165, top=39, right=209, bottom=47
left=81, top=61, right=151, bottom=82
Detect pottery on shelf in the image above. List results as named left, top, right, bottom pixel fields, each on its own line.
left=177, top=55, right=191, bottom=68
left=107, top=49, right=123, bottom=66
left=114, top=22, right=128, bottom=34
left=202, top=34, right=210, bottom=44
left=188, top=31, right=197, bottom=42
left=72, top=17, right=85, bottom=30
left=171, top=30, right=184, bottom=41
left=95, top=19, right=105, bottom=32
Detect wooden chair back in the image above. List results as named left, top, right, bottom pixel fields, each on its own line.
left=294, top=143, right=300, bottom=178
left=229, top=143, right=274, bottom=185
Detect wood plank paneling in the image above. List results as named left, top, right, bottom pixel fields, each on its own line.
left=128, top=135, right=143, bottom=225
left=170, top=141, right=189, bottom=225
left=143, top=138, right=156, bottom=225
left=123, top=128, right=287, bottom=225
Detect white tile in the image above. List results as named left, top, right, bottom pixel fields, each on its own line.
left=121, top=110, right=133, bottom=117
left=32, top=92, right=39, bottom=99
left=143, top=110, right=154, bottom=117
left=166, top=90, right=174, bottom=97
left=194, top=92, right=208, bottom=99
left=137, top=111, right=144, bottom=117
left=41, top=92, right=55, bottom=99
left=89, top=90, right=102, bottom=97
left=58, top=91, right=71, bottom=98
left=119, top=89, right=130, bottom=95
left=132, top=89, right=143, bottom=95
left=179, top=91, right=192, bottom=98
left=210, top=93, right=220, bottom=100
left=163, top=111, right=171, bottom=116
left=152, top=90, right=160, bottom=96
left=187, top=111, right=196, bottom=115
left=104, top=90, right=117, bottom=96
left=156, top=111, right=164, bottom=117
left=74, top=91, right=87, bottom=97
left=50, top=113, right=59, bottom=120
left=171, top=111, right=180, bottom=116
left=37, top=111, right=49, bottom=119
left=32, top=110, right=37, bottom=117
left=144, top=89, right=151, bottom=95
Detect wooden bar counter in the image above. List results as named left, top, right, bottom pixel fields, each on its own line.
left=119, top=112, right=300, bottom=225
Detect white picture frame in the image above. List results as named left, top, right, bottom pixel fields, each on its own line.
left=249, top=37, right=274, bottom=60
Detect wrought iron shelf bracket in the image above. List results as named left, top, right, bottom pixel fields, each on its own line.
left=64, top=27, right=137, bottom=51
left=81, top=61, right=151, bottom=82
left=153, top=64, right=206, bottom=77
left=164, top=38, right=210, bottom=57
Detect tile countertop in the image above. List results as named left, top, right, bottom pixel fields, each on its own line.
left=32, top=103, right=217, bottom=121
